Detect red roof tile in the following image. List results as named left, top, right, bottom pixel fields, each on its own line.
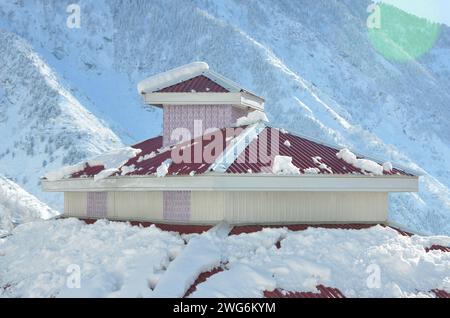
left=157, top=75, right=229, bottom=93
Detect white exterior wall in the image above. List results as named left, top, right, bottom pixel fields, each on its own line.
left=64, top=191, right=387, bottom=224
left=190, top=191, right=388, bottom=224
left=64, top=191, right=164, bottom=222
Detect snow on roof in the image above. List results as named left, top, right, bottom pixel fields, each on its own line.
left=1, top=219, right=449, bottom=298
left=60, top=123, right=414, bottom=181
left=137, top=62, right=209, bottom=94
left=44, top=147, right=142, bottom=181
left=137, top=62, right=262, bottom=99
left=157, top=75, right=229, bottom=93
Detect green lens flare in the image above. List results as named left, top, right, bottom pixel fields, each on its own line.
left=368, top=4, right=441, bottom=62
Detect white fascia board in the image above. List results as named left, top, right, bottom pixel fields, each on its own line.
left=144, top=92, right=264, bottom=111
left=241, top=92, right=265, bottom=111
left=42, top=174, right=419, bottom=193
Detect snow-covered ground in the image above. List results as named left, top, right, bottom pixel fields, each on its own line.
left=1, top=219, right=449, bottom=298
left=0, top=176, right=59, bottom=237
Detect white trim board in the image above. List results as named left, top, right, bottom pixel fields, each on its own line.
left=143, top=92, right=265, bottom=111
left=42, top=174, right=419, bottom=193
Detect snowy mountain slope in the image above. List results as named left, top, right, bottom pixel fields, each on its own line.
left=0, top=1, right=449, bottom=234
left=0, top=175, right=58, bottom=237
left=0, top=30, right=123, bottom=208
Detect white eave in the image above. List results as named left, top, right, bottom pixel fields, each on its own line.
left=42, top=174, right=419, bottom=193
left=142, top=92, right=265, bottom=111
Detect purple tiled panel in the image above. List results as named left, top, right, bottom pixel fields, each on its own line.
left=163, top=105, right=248, bottom=146
left=86, top=192, right=107, bottom=219
left=163, top=191, right=191, bottom=222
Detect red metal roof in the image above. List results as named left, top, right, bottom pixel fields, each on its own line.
left=120, top=127, right=244, bottom=177
left=157, top=75, right=229, bottom=93
left=433, top=289, right=450, bottom=298
left=226, top=127, right=412, bottom=176
left=71, top=136, right=163, bottom=178
left=69, top=124, right=413, bottom=179
left=264, top=286, right=346, bottom=298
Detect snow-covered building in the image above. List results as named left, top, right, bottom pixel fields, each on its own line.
left=42, top=62, right=419, bottom=225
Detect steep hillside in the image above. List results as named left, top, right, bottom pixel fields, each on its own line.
left=0, top=30, right=122, bottom=208
left=0, top=175, right=59, bottom=236
left=0, top=0, right=449, bottom=234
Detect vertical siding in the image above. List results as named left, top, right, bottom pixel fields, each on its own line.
left=64, top=191, right=387, bottom=224
left=163, top=104, right=248, bottom=146
left=114, top=191, right=163, bottom=221
left=64, top=192, right=87, bottom=217
left=191, top=191, right=387, bottom=224
left=191, top=192, right=226, bottom=223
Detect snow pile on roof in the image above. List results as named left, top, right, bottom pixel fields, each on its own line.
left=383, top=162, right=393, bottom=172
left=137, top=62, right=209, bottom=94
left=0, top=176, right=59, bottom=237
left=1, top=220, right=449, bottom=298
left=312, top=156, right=333, bottom=174
left=283, top=140, right=291, bottom=147
left=272, top=156, right=300, bottom=175
left=45, top=147, right=141, bottom=181
left=235, top=110, right=269, bottom=126
left=156, top=159, right=172, bottom=177
left=303, top=167, right=320, bottom=174
left=336, top=148, right=384, bottom=175
left=137, top=152, right=156, bottom=163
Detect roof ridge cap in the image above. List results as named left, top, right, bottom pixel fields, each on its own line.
left=208, top=122, right=267, bottom=173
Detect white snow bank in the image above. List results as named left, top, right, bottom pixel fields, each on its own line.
left=45, top=147, right=141, bottom=181
left=0, top=218, right=183, bottom=298
left=156, top=159, right=172, bottom=177
left=190, top=264, right=276, bottom=298
left=272, top=155, right=300, bottom=175
left=193, top=225, right=450, bottom=298
left=152, top=223, right=231, bottom=298
left=336, top=148, right=384, bottom=175
left=1, top=222, right=449, bottom=298
left=235, top=110, right=269, bottom=126
left=137, top=62, right=209, bottom=94
left=0, top=176, right=59, bottom=236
